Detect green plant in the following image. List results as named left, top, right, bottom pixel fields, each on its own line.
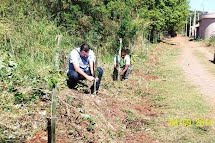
left=14, top=92, right=28, bottom=104
left=82, top=114, right=96, bottom=133
left=208, top=35, right=215, bottom=46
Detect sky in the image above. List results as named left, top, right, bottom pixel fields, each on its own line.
left=189, top=0, right=215, bottom=12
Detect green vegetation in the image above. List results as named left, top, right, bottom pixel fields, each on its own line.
left=0, top=0, right=191, bottom=141
left=0, top=0, right=190, bottom=99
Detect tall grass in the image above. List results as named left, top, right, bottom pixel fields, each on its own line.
left=0, top=17, right=77, bottom=89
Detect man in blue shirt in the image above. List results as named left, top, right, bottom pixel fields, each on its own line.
left=67, top=43, right=103, bottom=93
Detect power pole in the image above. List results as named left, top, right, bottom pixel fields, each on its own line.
left=197, top=12, right=200, bottom=22
left=193, top=10, right=197, bottom=39
left=189, top=17, right=192, bottom=37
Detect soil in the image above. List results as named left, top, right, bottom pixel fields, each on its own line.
left=174, top=36, right=215, bottom=103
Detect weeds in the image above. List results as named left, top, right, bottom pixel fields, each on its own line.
left=208, top=36, right=215, bottom=46
left=82, top=114, right=96, bottom=133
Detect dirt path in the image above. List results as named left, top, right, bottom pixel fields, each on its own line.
left=173, top=36, right=215, bottom=102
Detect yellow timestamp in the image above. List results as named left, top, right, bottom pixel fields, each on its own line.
left=168, top=118, right=213, bottom=127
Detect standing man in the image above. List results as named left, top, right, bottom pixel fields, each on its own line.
left=113, top=48, right=131, bottom=81
left=67, top=43, right=103, bottom=93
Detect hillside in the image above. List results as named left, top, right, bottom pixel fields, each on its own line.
left=4, top=1, right=214, bottom=143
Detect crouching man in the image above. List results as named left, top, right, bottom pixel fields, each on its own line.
left=67, top=43, right=103, bottom=93
left=113, top=48, right=131, bottom=81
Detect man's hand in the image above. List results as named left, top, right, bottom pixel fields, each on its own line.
left=120, top=71, right=124, bottom=75
left=86, top=75, right=95, bottom=81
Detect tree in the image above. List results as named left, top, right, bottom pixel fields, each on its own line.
left=163, top=0, right=189, bottom=36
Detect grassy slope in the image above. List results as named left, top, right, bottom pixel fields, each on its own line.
left=2, top=31, right=215, bottom=142
left=148, top=43, right=215, bottom=143
left=193, top=49, right=215, bottom=77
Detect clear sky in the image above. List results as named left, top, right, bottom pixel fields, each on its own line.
left=190, top=0, right=215, bottom=12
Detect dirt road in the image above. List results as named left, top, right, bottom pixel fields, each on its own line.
left=174, top=36, right=215, bottom=102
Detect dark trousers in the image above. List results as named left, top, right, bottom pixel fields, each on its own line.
left=67, top=67, right=103, bottom=92
left=112, top=66, right=131, bottom=81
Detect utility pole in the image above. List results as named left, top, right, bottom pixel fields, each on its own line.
left=193, top=10, right=197, bottom=39
left=189, top=17, right=192, bottom=37
left=197, top=12, right=200, bottom=22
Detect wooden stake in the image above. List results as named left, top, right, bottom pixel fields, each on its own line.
left=47, top=118, right=51, bottom=143
left=185, top=17, right=188, bottom=36
left=55, top=35, right=62, bottom=71
left=142, top=32, right=145, bottom=53
left=49, top=35, right=62, bottom=143
left=94, top=46, right=99, bottom=96
left=118, top=38, right=122, bottom=81
left=189, top=17, right=192, bottom=37
left=51, top=86, right=57, bottom=143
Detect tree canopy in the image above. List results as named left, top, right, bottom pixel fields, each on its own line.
left=0, top=0, right=189, bottom=51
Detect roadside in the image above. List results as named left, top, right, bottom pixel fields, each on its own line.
left=179, top=37, right=215, bottom=102
left=147, top=37, right=215, bottom=142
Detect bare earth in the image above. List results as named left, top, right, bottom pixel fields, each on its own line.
left=173, top=36, right=215, bottom=102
